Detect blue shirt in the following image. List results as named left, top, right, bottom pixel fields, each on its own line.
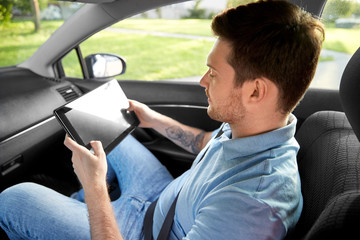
left=153, top=114, right=302, bottom=240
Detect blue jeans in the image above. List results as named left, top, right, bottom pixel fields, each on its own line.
left=0, top=135, right=173, bottom=240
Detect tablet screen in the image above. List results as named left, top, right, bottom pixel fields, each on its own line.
left=54, top=80, right=139, bottom=155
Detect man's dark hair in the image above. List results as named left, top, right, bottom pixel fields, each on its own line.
left=211, top=0, right=325, bottom=113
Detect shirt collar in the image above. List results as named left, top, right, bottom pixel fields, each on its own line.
left=216, top=114, right=297, bottom=160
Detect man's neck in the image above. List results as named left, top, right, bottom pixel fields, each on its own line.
left=229, top=114, right=289, bottom=139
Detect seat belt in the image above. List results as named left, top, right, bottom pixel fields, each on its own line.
left=143, top=125, right=224, bottom=240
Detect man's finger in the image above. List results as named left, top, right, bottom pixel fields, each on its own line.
left=64, top=135, right=84, bottom=153
left=127, top=99, right=135, bottom=111
left=90, top=140, right=105, bottom=157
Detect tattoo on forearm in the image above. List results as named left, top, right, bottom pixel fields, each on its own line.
left=193, top=131, right=206, bottom=153
left=165, top=126, right=205, bottom=154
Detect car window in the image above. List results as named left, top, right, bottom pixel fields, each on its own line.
left=66, top=0, right=359, bottom=90
left=65, top=1, right=228, bottom=81
left=0, top=2, right=83, bottom=67
left=311, top=0, right=360, bottom=89
left=4, top=0, right=357, bottom=90
left=62, top=48, right=83, bottom=78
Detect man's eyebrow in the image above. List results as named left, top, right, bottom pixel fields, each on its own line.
left=206, top=63, right=218, bottom=72
left=206, top=54, right=219, bottom=72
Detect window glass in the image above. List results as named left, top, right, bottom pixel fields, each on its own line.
left=78, top=1, right=228, bottom=81
left=62, top=49, right=83, bottom=78
left=68, top=0, right=359, bottom=88
left=311, top=0, right=360, bottom=89
left=0, top=2, right=82, bottom=67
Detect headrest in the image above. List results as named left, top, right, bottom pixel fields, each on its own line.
left=340, top=47, right=360, bottom=141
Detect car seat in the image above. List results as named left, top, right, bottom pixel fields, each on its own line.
left=287, top=47, right=360, bottom=240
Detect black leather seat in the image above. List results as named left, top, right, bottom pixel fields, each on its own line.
left=288, top=47, right=360, bottom=240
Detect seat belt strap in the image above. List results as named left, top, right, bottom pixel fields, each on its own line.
left=143, top=124, right=224, bottom=240
left=144, top=199, right=158, bottom=240
left=156, top=191, right=180, bottom=240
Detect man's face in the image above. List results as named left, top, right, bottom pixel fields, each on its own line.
left=200, top=39, right=246, bottom=124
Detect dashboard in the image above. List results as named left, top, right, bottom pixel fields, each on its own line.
left=0, top=67, right=82, bottom=180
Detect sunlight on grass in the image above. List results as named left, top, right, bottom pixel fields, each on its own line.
left=78, top=31, right=212, bottom=80
left=113, top=19, right=213, bottom=36
left=323, top=27, right=360, bottom=54
left=1, top=19, right=359, bottom=81
left=0, top=20, right=63, bottom=67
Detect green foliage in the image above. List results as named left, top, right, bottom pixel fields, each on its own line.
left=184, top=8, right=208, bottom=19
left=322, top=0, right=359, bottom=22
left=354, top=3, right=360, bottom=17
left=227, top=0, right=256, bottom=8
left=0, top=0, right=13, bottom=23
left=0, top=20, right=63, bottom=66
left=0, top=0, right=48, bottom=24
left=13, top=0, right=48, bottom=14
left=182, top=0, right=213, bottom=19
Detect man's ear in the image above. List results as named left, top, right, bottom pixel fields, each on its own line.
left=247, top=78, right=267, bottom=103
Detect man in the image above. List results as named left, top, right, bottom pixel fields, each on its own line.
left=0, top=0, right=324, bottom=239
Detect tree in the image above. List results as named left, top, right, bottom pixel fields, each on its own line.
left=183, top=0, right=210, bottom=19
left=0, top=0, right=13, bottom=23
left=0, top=0, right=46, bottom=30
left=322, top=0, right=355, bottom=22
left=354, top=2, right=360, bottom=17
left=29, top=0, right=40, bottom=31
left=227, top=0, right=257, bottom=8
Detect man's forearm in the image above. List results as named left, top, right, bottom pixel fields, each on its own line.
left=165, top=125, right=206, bottom=153
left=152, top=115, right=212, bottom=154
left=64, top=137, right=122, bottom=239
left=128, top=100, right=212, bottom=153
left=85, top=185, right=123, bottom=240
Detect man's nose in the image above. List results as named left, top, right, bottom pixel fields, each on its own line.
left=200, top=70, right=209, bottom=88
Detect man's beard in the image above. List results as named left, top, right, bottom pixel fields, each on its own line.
left=206, top=89, right=246, bottom=124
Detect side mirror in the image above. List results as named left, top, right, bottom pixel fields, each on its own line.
left=85, top=53, right=126, bottom=79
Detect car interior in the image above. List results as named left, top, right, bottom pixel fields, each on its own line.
left=0, top=0, right=359, bottom=239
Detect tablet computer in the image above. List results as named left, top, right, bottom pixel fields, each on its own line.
left=54, top=79, right=139, bottom=155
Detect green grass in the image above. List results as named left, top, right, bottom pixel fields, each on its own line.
left=0, top=20, right=63, bottom=67
left=115, top=19, right=360, bottom=54
left=113, top=19, right=213, bottom=36
left=1, top=19, right=359, bottom=80
left=319, top=55, right=334, bottom=61
left=323, top=27, right=360, bottom=54
left=64, top=30, right=212, bottom=80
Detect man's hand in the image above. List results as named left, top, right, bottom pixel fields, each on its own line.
left=64, top=136, right=123, bottom=240
left=64, top=135, right=107, bottom=191
left=128, top=99, right=162, bottom=129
